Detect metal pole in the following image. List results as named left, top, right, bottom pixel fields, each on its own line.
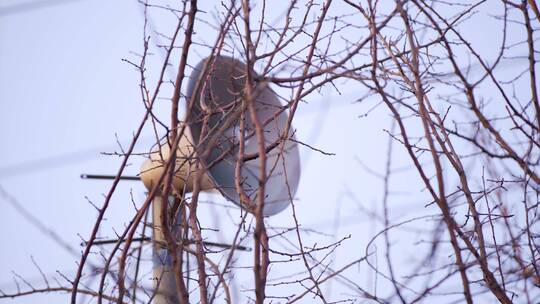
left=152, top=195, right=180, bottom=304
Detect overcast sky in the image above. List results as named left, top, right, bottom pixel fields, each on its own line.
left=0, top=0, right=533, bottom=303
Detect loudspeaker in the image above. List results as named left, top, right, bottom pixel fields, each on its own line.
left=140, top=55, right=300, bottom=216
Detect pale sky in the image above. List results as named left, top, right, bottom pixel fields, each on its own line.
left=0, top=1, right=534, bottom=303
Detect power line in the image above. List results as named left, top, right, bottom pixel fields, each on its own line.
left=0, top=0, right=89, bottom=17
left=0, top=136, right=156, bottom=179
left=0, top=145, right=111, bottom=179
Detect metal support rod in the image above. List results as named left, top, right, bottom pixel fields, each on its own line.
left=81, top=237, right=251, bottom=251
left=80, top=174, right=141, bottom=181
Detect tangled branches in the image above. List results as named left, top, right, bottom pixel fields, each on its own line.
left=2, top=0, right=539, bottom=303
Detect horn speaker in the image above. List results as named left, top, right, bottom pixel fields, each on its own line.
left=140, top=55, right=301, bottom=216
